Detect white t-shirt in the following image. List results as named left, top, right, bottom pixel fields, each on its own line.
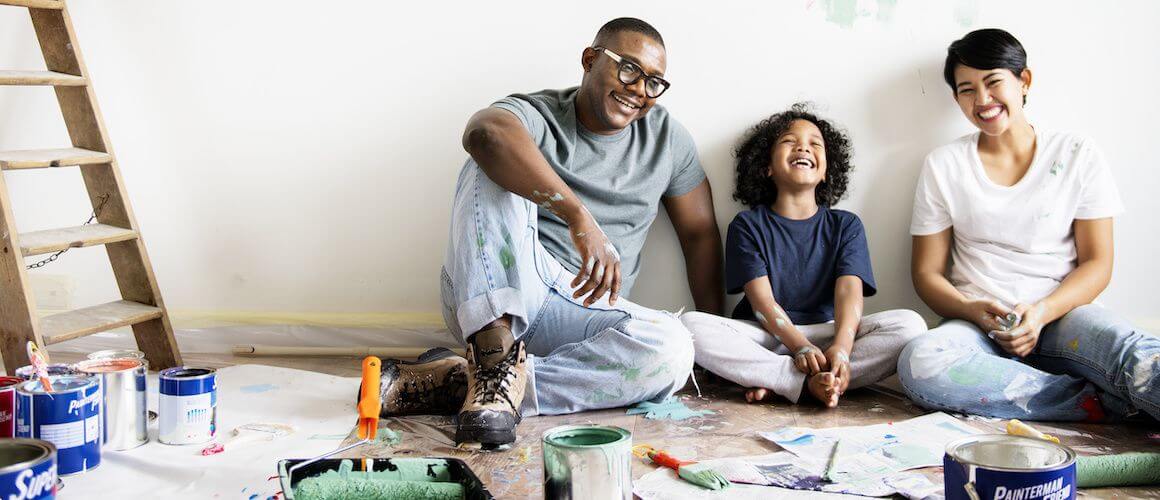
left=910, top=127, right=1124, bottom=307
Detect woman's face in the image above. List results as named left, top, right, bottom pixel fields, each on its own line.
left=952, top=65, right=1032, bottom=137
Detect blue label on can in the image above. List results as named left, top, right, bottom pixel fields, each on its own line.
left=945, top=454, right=1076, bottom=500
left=159, top=368, right=216, bottom=396
left=16, top=378, right=102, bottom=476
left=0, top=454, right=56, bottom=500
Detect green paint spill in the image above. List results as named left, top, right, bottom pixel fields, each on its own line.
left=645, top=365, right=670, bottom=378
left=626, top=396, right=714, bottom=421
left=291, top=459, right=464, bottom=500
left=948, top=362, right=1005, bottom=386
left=823, top=0, right=859, bottom=29
left=953, top=0, right=980, bottom=27
left=377, top=427, right=402, bottom=445
left=587, top=387, right=624, bottom=404
left=595, top=363, right=625, bottom=371
left=499, top=246, right=515, bottom=269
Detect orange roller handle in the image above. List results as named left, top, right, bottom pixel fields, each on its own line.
left=357, top=356, right=381, bottom=440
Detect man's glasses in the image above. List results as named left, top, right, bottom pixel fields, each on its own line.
left=593, top=46, right=671, bottom=99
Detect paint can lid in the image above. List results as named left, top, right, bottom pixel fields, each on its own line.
left=75, top=358, right=144, bottom=374
left=0, top=376, right=24, bottom=389
left=16, top=375, right=98, bottom=395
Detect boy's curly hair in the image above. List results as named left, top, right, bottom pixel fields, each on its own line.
left=733, top=103, right=854, bottom=208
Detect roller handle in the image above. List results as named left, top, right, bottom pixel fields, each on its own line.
left=357, top=356, right=381, bottom=440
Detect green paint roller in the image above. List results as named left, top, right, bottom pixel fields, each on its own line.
left=1077, top=452, right=1160, bottom=488
left=293, top=475, right=465, bottom=500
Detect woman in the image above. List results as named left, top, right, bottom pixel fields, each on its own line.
left=897, top=28, right=1158, bottom=421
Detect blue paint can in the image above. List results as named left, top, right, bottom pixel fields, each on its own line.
left=0, top=439, right=57, bottom=500
left=158, top=367, right=217, bottom=445
left=15, top=376, right=102, bottom=476
left=944, top=434, right=1076, bottom=500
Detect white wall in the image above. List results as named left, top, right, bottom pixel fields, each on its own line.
left=2, top=0, right=1157, bottom=328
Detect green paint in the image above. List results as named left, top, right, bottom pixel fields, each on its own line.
left=645, top=364, right=670, bottom=378
left=376, top=427, right=401, bottom=445
left=544, top=426, right=629, bottom=447
left=953, top=0, right=980, bottom=28
left=948, top=362, right=1005, bottom=386
left=577, top=355, right=596, bottom=363
left=626, top=396, right=714, bottom=421
left=290, top=459, right=464, bottom=500
left=1051, top=162, right=1063, bottom=175
left=823, top=0, right=859, bottom=29
left=875, top=0, right=898, bottom=22
left=622, top=367, right=641, bottom=381
left=476, top=232, right=485, bottom=249
left=679, top=463, right=731, bottom=490
left=596, top=362, right=641, bottom=381
left=587, top=387, right=624, bottom=404
left=499, top=246, right=515, bottom=269
left=881, top=443, right=931, bottom=465
left=595, top=363, right=625, bottom=371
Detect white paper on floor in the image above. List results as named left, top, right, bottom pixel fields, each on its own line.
left=60, top=364, right=362, bottom=499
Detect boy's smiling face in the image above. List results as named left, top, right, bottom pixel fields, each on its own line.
left=767, top=119, right=827, bottom=193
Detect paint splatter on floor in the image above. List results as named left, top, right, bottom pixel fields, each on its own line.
left=240, top=384, right=279, bottom=394
left=626, top=397, right=714, bottom=421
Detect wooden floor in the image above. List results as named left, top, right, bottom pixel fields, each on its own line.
left=42, top=349, right=1160, bottom=499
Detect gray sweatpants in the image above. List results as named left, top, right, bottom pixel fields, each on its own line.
left=681, top=310, right=927, bottom=403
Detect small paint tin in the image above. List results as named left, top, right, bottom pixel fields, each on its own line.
left=16, top=376, right=102, bottom=476
left=158, top=367, right=217, bottom=445
left=13, top=365, right=76, bottom=381
left=0, top=439, right=57, bottom=500
left=75, top=359, right=148, bottom=450
left=945, top=434, right=1076, bottom=500
left=542, top=425, right=632, bottom=500
left=0, top=377, right=25, bottom=438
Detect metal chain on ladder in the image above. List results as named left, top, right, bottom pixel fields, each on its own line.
left=26, top=193, right=111, bottom=270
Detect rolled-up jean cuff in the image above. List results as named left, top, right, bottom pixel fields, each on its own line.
left=520, top=354, right=540, bottom=417
left=454, top=287, right=526, bottom=341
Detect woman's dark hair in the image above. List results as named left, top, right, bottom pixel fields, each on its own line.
left=943, top=28, right=1028, bottom=100
left=732, top=103, right=853, bottom=208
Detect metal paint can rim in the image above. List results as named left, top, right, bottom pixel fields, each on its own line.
left=542, top=424, right=631, bottom=449
left=0, top=377, right=23, bottom=389
left=74, top=358, right=144, bottom=374
left=0, top=438, right=56, bottom=477
left=86, top=349, right=145, bottom=361
left=15, top=375, right=97, bottom=396
left=160, top=367, right=215, bottom=381
left=946, top=434, right=1076, bottom=473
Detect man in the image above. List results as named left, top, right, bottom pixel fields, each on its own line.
left=379, top=18, right=724, bottom=450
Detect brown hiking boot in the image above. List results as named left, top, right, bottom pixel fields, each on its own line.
left=377, top=347, right=468, bottom=416
left=456, top=326, right=527, bottom=450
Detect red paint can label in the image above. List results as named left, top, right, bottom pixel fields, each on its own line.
left=0, top=377, right=23, bottom=438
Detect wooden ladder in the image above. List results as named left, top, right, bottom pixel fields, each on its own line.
left=0, top=0, right=181, bottom=371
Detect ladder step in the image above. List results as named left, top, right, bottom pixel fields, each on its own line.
left=0, top=0, right=63, bottom=8
left=40, top=300, right=163, bottom=345
left=19, top=224, right=138, bottom=256
left=0, top=70, right=85, bottom=86
left=0, top=148, right=111, bottom=170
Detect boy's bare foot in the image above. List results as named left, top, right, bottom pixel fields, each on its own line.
left=745, top=387, right=776, bottom=403
left=806, top=372, right=842, bottom=408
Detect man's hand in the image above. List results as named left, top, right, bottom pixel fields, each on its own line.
left=992, top=302, right=1047, bottom=357
left=569, top=208, right=622, bottom=307
left=962, top=298, right=1013, bottom=333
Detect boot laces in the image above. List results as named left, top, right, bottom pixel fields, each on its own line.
left=472, top=344, right=522, bottom=410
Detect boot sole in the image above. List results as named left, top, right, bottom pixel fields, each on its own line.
left=455, top=425, right=517, bottom=448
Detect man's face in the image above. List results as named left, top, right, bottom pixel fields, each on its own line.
left=579, top=32, right=667, bottom=133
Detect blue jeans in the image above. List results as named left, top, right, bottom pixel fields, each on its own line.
left=439, top=162, right=695, bottom=417
left=897, top=304, right=1159, bottom=421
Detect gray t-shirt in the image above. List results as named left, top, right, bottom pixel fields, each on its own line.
left=489, top=87, right=705, bottom=297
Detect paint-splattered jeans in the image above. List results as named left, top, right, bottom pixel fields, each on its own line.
left=682, top=310, right=927, bottom=403
left=897, top=304, right=1160, bottom=421
left=440, top=162, right=695, bottom=417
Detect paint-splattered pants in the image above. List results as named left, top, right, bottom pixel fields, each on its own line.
left=681, top=310, right=927, bottom=403
left=440, top=163, right=695, bottom=417
left=897, top=304, right=1160, bottom=421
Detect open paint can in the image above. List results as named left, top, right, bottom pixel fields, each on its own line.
left=75, top=358, right=148, bottom=450
left=158, top=367, right=217, bottom=445
left=13, top=365, right=76, bottom=381
left=86, top=349, right=146, bottom=364
left=0, top=439, right=57, bottom=499
left=15, top=376, right=102, bottom=476
left=945, top=434, right=1076, bottom=500
left=542, top=425, right=632, bottom=500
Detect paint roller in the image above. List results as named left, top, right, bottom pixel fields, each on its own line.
left=1007, top=419, right=1160, bottom=487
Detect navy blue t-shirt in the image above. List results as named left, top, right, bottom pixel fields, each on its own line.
left=726, top=205, right=877, bottom=325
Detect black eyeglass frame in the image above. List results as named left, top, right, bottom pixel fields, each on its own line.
left=592, top=46, right=671, bottom=99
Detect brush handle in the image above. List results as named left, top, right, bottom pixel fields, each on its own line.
left=649, top=450, right=691, bottom=471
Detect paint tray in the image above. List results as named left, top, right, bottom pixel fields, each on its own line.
left=277, top=457, right=493, bottom=500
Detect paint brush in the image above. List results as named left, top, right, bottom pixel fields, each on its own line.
left=633, top=445, right=730, bottom=490
left=823, top=439, right=842, bottom=482
left=26, top=342, right=53, bottom=395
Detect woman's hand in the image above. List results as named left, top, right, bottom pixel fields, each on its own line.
left=992, top=302, right=1048, bottom=357
left=962, top=298, right=1014, bottom=333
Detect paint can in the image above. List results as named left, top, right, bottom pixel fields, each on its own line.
left=15, top=376, right=102, bottom=476
left=542, top=425, right=632, bottom=500
left=0, top=439, right=57, bottom=500
left=944, top=434, right=1076, bottom=500
left=74, top=359, right=148, bottom=450
left=158, top=367, right=217, bottom=445
left=13, top=365, right=76, bottom=381
left=0, top=377, right=25, bottom=438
